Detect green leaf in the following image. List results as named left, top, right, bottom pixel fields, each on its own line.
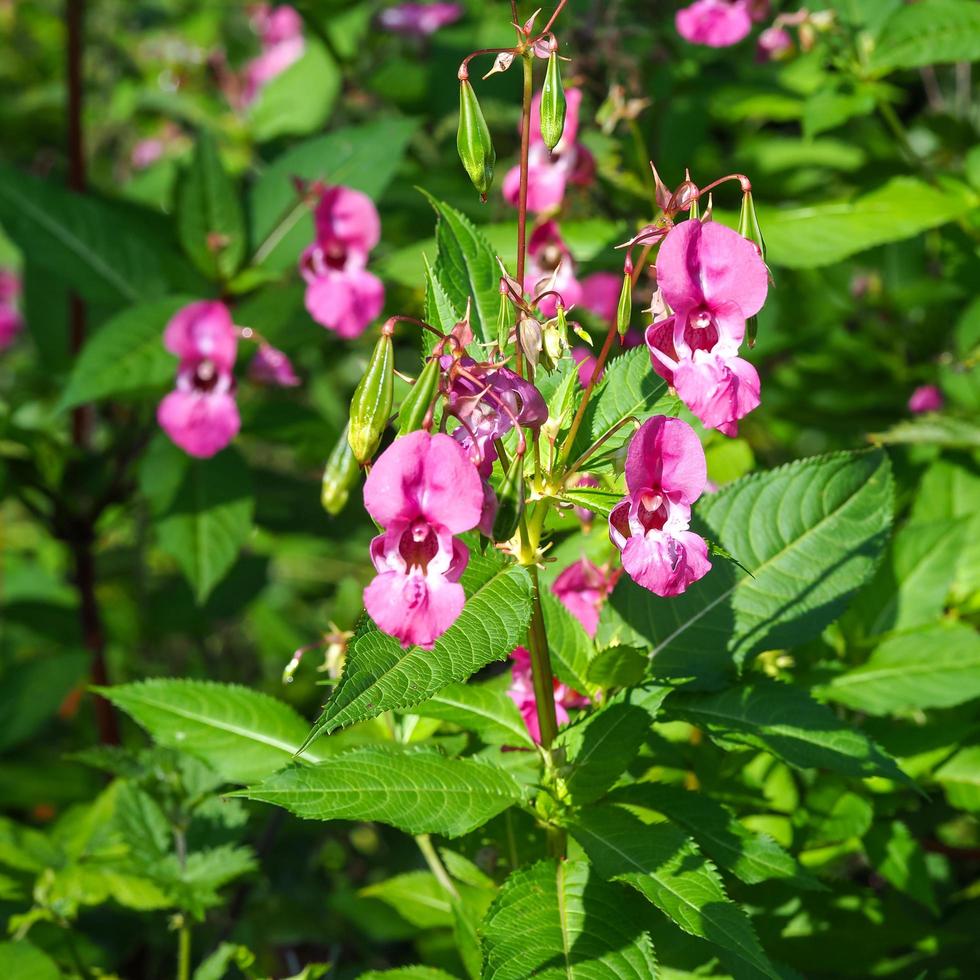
left=864, top=820, right=938, bottom=914
left=760, top=178, right=977, bottom=269
left=361, top=871, right=454, bottom=929
left=822, top=622, right=980, bottom=715
left=250, top=117, right=417, bottom=271
left=249, top=40, right=340, bottom=143
left=568, top=805, right=778, bottom=979
left=302, top=553, right=532, bottom=744
left=423, top=257, right=462, bottom=348
left=667, top=679, right=910, bottom=783
left=0, top=941, right=60, bottom=980
left=154, top=448, right=254, bottom=603
left=871, top=0, right=980, bottom=72
left=99, top=679, right=330, bottom=783
left=935, top=746, right=980, bottom=811
left=480, top=859, right=657, bottom=980
left=871, top=413, right=980, bottom=449
left=58, top=297, right=189, bottom=411
left=192, top=943, right=257, bottom=980
left=0, top=651, right=87, bottom=752
left=360, top=969, right=459, bottom=980
left=586, top=646, right=649, bottom=689
left=411, top=680, right=534, bottom=750
left=540, top=588, right=594, bottom=695
left=237, top=746, right=523, bottom=838
left=177, top=131, right=246, bottom=281
left=558, top=486, right=622, bottom=519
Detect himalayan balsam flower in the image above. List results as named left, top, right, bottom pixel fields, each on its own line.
left=378, top=2, right=462, bottom=36
left=646, top=219, right=768, bottom=436
left=609, top=416, right=712, bottom=597
left=301, top=186, right=385, bottom=339
left=362, top=431, right=484, bottom=649
left=249, top=343, right=300, bottom=387
left=242, top=4, right=305, bottom=104
left=507, top=647, right=588, bottom=744
left=525, top=221, right=583, bottom=316
left=676, top=0, right=753, bottom=47
left=0, top=270, right=23, bottom=350
left=553, top=558, right=618, bottom=638
left=158, top=301, right=240, bottom=458
left=908, top=385, right=944, bottom=414
left=756, top=25, right=793, bottom=61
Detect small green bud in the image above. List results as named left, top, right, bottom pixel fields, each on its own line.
left=397, top=357, right=440, bottom=437
left=457, top=76, right=495, bottom=202
left=321, top=424, right=359, bottom=516
left=492, top=454, right=525, bottom=542
left=616, top=271, right=633, bottom=337
left=348, top=333, right=394, bottom=462
left=738, top=189, right=766, bottom=261
left=540, top=49, right=566, bottom=151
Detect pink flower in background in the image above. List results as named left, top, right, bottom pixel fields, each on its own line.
left=609, top=416, right=712, bottom=597
left=0, top=269, right=22, bottom=350
left=552, top=558, right=618, bottom=638
left=248, top=343, right=300, bottom=387
left=676, top=0, right=753, bottom=47
left=503, top=89, right=595, bottom=214
left=525, top=221, right=582, bottom=316
left=579, top=272, right=621, bottom=324
left=131, top=139, right=165, bottom=171
left=242, top=4, right=305, bottom=104
left=378, top=2, right=463, bottom=36
left=362, top=431, right=484, bottom=648
left=908, top=385, right=944, bottom=414
left=507, top=647, right=588, bottom=744
left=572, top=347, right=600, bottom=387
left=301, top=185, right=385, bottom=338
left=756, top=26, right=792, bottom=61
left=157, top=301, right=241, bottom=458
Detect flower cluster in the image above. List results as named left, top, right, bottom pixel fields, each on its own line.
left=0, top=269, right=22, bottom=351
left=301, top=185, right=385, bottom=339
left=675, top=0, right=768, bottom=48
left=242, top=4, right=305, bottom=105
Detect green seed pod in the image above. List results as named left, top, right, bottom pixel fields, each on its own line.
left=321, top=424, right=359, bottom=516
left=397, top=357, right=440, bottom=437
left=348, top=334, right=394, bottom=462
left=492, top=454, right=525, bottom=542
left=496, top=287, right=511, bottom=351
left=616, top=271, right=633, bottom=337
left=457, top=77, right=495, bottom=202
left=738, top=190, right=766, bottom=261
left=540, top=49, right=566, bottom=151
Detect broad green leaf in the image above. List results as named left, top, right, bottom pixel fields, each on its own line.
left=558, top=486, right=622, bottom=519
left=302, top=553, right=533, bottom=744
left=935, top=746, right=980, bottom=812
left=871, top=413, right=980, bottom=449
left=587, top=646, right=648, bottom=689
left=249, top=40, right=340, bottom=143
left=0, top=651, right=87, bottom=752
left=411, top=679, right=534, bottom=750
left=864, top=820, right=938, bottom=914
left=177, top=131, right=246, bottom=280
left=568, top=805, right=778, bottom=979
left=0, top=941, right=60, bottom=980
left=481, top=859, right=657, bottom=980
left=237, top=745, right=523, bottom=837
left=250, top=117, right=417, bottom=271
left=360, top=969, right=458, bottom=980
left=667, top=679, right=909, bottom=783
left=540, top=588, right=594, bottom=694
left=802, top=781, right=874, bottom=848
left=193, top=943, right=257, bottom=980
left=154, top=448, right=254, bottom=603
left=760, top=178, right=977, bottom=269
left=99, top=679, right=330, bottom=783
left=360, top=871, right=454, bottom=929
left=822, top=622, right=980, bottom=715
left=424, top=257, right=462, bottom=336
left=58, top=297, right=189, bottom=410
left=870, top=0, right=980, bottom=72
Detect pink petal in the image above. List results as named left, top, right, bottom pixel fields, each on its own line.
left=676, top=0, right=753, bottom=47
left=908, top=385, right=943, bottom=414
left=572, top=347, right=600, bottom=387
left=313, top=186, right=382, bottom=255
left=304, top=268, right=384, bottom=338
left=0, top=307, right=22, bottom=350
left=363, top=568, right=465, bottom=649
left=248, top=343, right=300, bottom=387
left=622, top=528, right=711, bottom=597
left=673, top=351, right=760, bottom=433
left=580, top=272, right=622, bottom=324
left=625, top=416, right=707, bottom=505
left=157, top=386, right=240, bottom=459
left=163, top=301, right=238, bottom=370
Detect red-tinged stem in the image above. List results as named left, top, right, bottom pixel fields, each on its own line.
left=514, top=52, right=534, bottom=378
left=538, top=0, right=568, bottom=37
left=459, top=47, right=517, bottom=76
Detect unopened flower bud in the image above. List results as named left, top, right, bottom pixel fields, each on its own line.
left=669, top=172, right=699, bottom=213
left=496, top=286, right=512, bottom=351
left=540, top=47, right=567, bottom=151
left=321, top=424, right=359, bottom=515
left=492, top=453, right=525, bottom=543
left=348, top=333, right=394, bottom=462
left=616, top=270, right=633, bottom=337
left=519, top=315, right=543, bottom=371
left=397, top=357, right=440, bottom=436
left=457, top=77, right=495, bottom=202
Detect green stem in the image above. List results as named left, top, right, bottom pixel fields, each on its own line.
left=416, top=834, right=459, bottom=898
left=526, top=565, right=559, bottom=749
left=177, top=918, right=191, bottom=980
left=514, top=52, right=534, bottom=378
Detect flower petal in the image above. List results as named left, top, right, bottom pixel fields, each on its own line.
left=625, top=416, right=707, bottom=505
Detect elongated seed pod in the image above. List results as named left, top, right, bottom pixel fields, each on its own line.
left=738, top=190, right=766, bottom=260
left=321, top=424, right=359, bottom=516
left=492, top=454, right=525, bottom=542
left=540, top=50, right=566, bottom=151
left=457, top=78, right=495, bottom=201
left=348, top=334, right=394, bottom=462
left=616, top=271, right=633, bottom=337
left=397, top=357, right=440, bottom=436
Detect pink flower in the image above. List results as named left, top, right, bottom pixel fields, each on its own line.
left=378, top=2, right=463, bottom=36
left=525, top=221, right=582, bottom=316
left=0, top=270, right=22, bottom=350
left=676, top=0, right=753, bottom=48
left=580, top=272, right=622, bottom=324
left=908, top=385, right=943, bottom=414
left=131, top=139, right=165, bottom=171
left=362, top=431, right=484, bottom=649
left=553, top=558, right=618, bottom=638
left=242, top=5, right=305, bottom=104
left=608, top=416, right=712, bottom=597
left=301, top=186, right=384, bottom=339
left=157, top=302, right=240, bottom=458
left=249, top=343, right=300, bottom=387
left=756, top=26, right=792, bottom=61
left=572, top=347, right=600, bottom=388
left=507, top=647, right=588, bottom=744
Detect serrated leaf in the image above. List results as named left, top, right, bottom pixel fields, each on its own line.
left=480, top=859, right=658, bottom=980
left=303, top=553, right=532, bottom=744
left=864, top=820, right=938, bottom=914
left=360, top=969, right=458, bottom=980
left=361, top=871, right=454, bottom=929
left=935, top=746, right=980, bottom=811
left=568, top=805, right=778, bottom=979
left=870, top=0, right=980, bottom=72
left=411, top=679, right=534, bottom=750
left=558, top=486, right=622, bottom=519
left=871, top=413, right=980, bottom=449
left=586, top=646, right=648, bottom=689
left=58, top=297, right=189, bottom=410
left=424, top=257, right=462, bottom=336
left=667, top=679, right=910, bottom=783
left=540, top=588, right=594, bottom=695
left=237, top=746, right=523, bottom=837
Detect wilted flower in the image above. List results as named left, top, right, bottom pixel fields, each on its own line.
left=553, top=558, right=618, bottom=637
left=378, top=2, right=463, bottom=36
left=0, top=269, right=22, bottom=350
left=908, top=385, right=944, bottom=414
left=676, top=0, right=753, bottom=48
left=507, top=646, right=588, bottom=744
left=248, top=343, right=300, bottom=387
left=242, top=4, right=305, bottom=104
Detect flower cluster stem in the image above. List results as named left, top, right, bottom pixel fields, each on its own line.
left=526, top=565, right=559, bottom=750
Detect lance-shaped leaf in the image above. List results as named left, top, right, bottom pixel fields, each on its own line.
left=236, top=746, right=523, bottom=838
left=302, top=553, right=533, bottom=747
left=568, top=805, right=779, bottom=979
left=540, top=588, right=594, bottom=695
left=480, top=859, right=657, bottom=980
left=410, top=680, right=534, bottom=750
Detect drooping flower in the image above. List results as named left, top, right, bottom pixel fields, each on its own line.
left=248, top=343, right=300, bottom=387
left=676, top=0, right=753, bottom=48
left=553, top=558, right=618, bottom=638
left=242, top=4, right=305, bottom=104
left=646, top=219, right=767, bottom=435
left=301, top=185, right=385, bottom=339
left=503, top=89, right=595, bottom=214
left=507, top=647, right=588, bottom=744
left=157, top=301, right=241, bottom=458
left=378, top=2, right=463, bottom=36
left=608, top=416, right=711, bottom=597
left=362, top=431, right=484, bottom=649
left=908, top=385, right=944, bottom=414
left=756, top=25, right=793, bottom=61
left=525, top=221, right=582, bottom=316
left=0, top=270, right=22, bottom=351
